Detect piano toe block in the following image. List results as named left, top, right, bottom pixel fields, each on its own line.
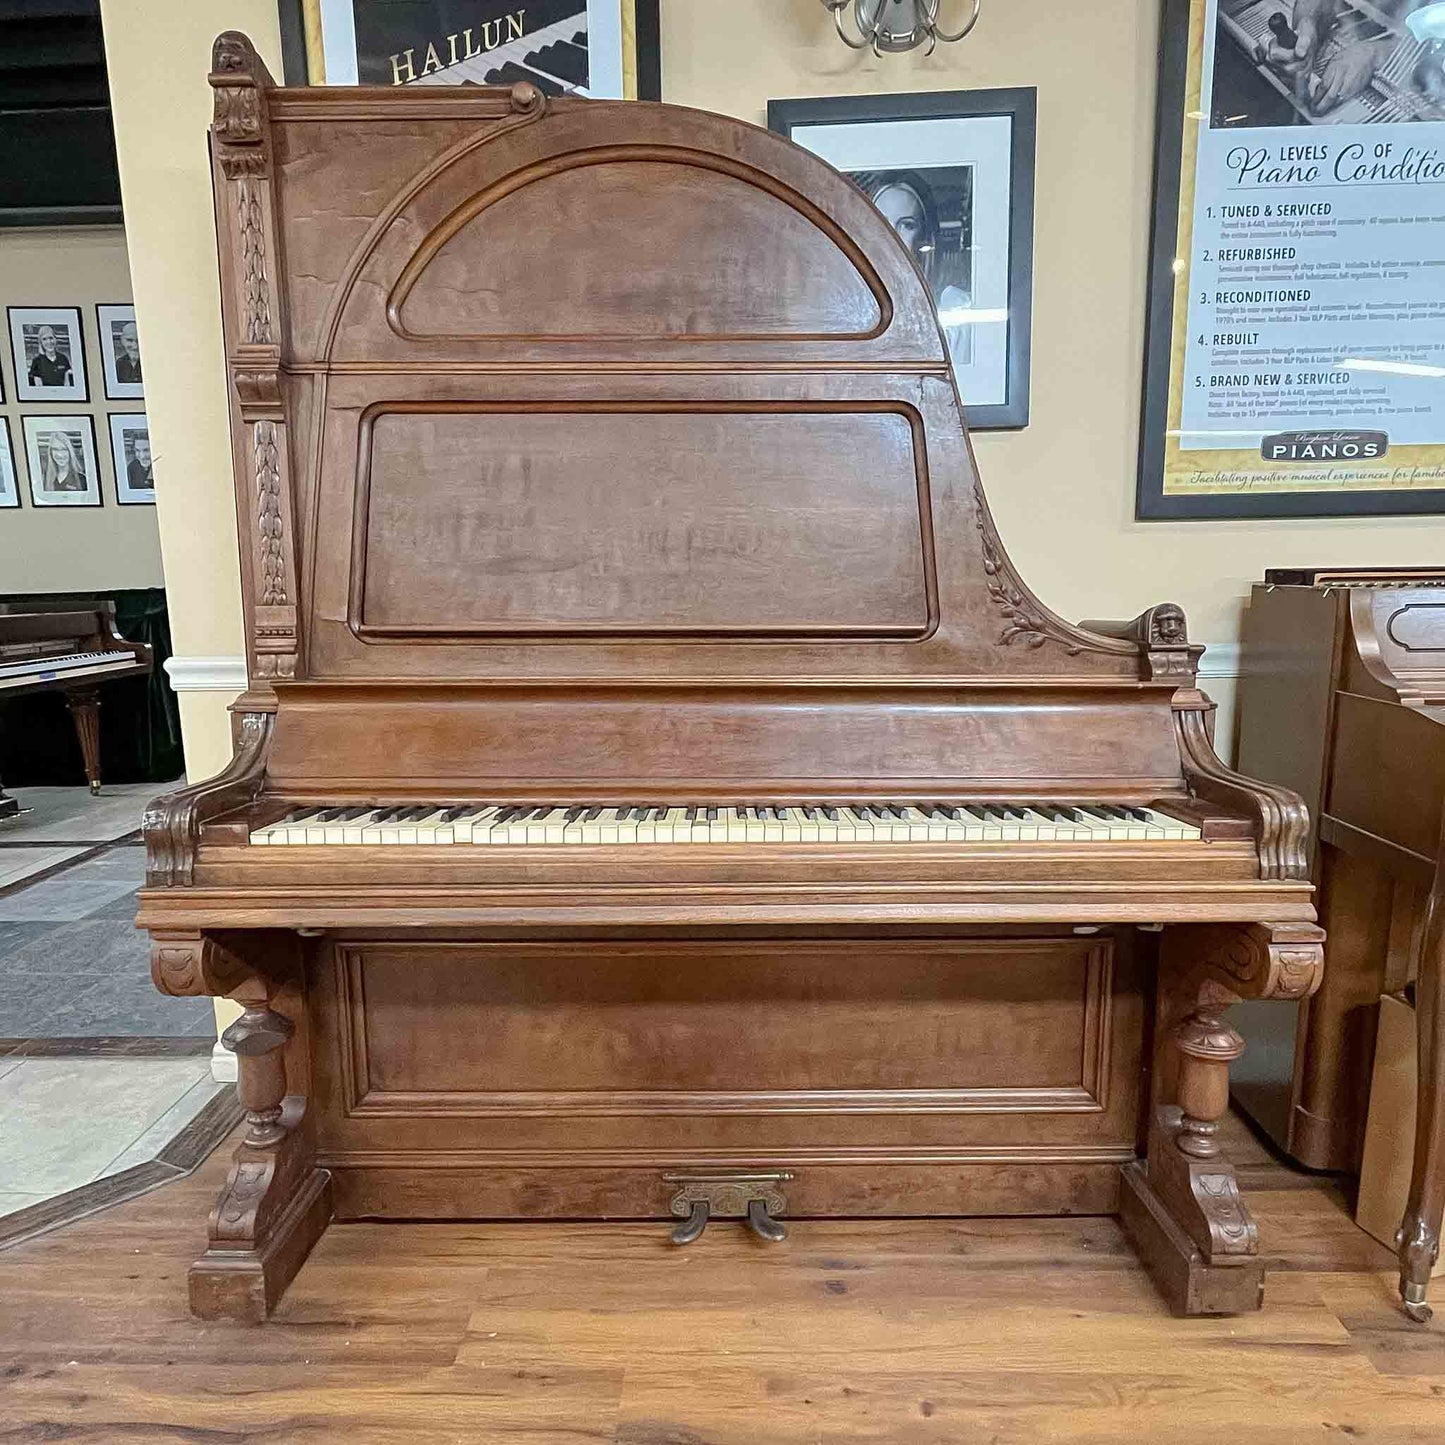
left=1118, top=1160, right=1264, bottom=1316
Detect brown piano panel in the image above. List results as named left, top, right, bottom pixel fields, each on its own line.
left=353, top=404, right=933, bottom=638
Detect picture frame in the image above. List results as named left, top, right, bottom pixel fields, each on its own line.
left=769, top=88, right=1036, bottom=432
left=280, top=0, right=661, bottom=100
left=22, top=414, right=101, bottom=508
left=0, top=418, right=19, bottom=509
left=7, top=306, right=88, bottom=403
left=108, top=412, right=155, bottom=505
left=1139, top=0, right=1445, bottom=520
left=97, top=303, right=143, bottom=400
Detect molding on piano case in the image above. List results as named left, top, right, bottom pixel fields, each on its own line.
left=163, top=655, right=248, bottom=694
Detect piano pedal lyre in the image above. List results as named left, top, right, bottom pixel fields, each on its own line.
left=663, top=1172, right=793, bottom=1245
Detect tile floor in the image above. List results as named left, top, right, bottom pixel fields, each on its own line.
left=0, top=780, right=228, bottom=1223
left=0, top=1057, right=226, bottom=1216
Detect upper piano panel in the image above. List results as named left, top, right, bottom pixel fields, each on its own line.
left=207, top=32, right=1166, bottom=691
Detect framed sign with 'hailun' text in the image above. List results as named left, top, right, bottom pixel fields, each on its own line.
left=1141, top=0, right=1445, bottom=518
left=280, top=0, right=660, bottom=99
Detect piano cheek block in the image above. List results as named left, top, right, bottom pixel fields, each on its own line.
left=139, top=33, right=1321, bottom=1323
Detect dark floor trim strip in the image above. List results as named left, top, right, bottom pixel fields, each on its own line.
left=0, top=840, right=120, bottom=897
left=0, top=830, right=142, bottom=850
left=0, top=1086, right=242, bottom=1252
left=0, top=1036, right=214, bottom=1058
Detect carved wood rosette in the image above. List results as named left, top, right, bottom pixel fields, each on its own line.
left=211, top=33, right=300, bottom=694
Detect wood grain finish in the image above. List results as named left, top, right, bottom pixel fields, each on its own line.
left=137, top=32, right=1321, bottom=1321
left=1236, top=572, right=1445, bottom=1322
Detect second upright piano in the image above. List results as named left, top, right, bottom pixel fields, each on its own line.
left=140, top=33, right=1324, bottom=1324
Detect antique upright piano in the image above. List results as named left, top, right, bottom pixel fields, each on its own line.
left=140, top=33, right=1325, bottom=1324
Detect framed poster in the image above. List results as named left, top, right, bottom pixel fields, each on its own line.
left=22, top=415, right=100, bottom=508
left=109, top=413, right=155, bottom=505
left=97, top=303, right=143, bottom=400
left=769, top=89, right=1035, bottom=431
left=7, top=306, right=87, bottom=403
left=281, top=0, right=661, bottom=99
left=0, top=419, right=18, bottom=509
left=1141, top=0, right=1445, bottom=519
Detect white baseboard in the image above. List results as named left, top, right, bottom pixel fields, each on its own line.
left=210, top=1039, right=238, bottom=1083
left=164, top=655, right=248, bottom=693
left=1197, top=641, right=1240, bottom=680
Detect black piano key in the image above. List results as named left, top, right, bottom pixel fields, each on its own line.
left=939, top=806, right=963, bottom=821
left=1125, top=807, right=1152, bottom=822
left=581, top=807, right=605, bottom=822
left=484, top=61, right=565, bottom=96
left=530, top=38, right=588, bottom=86
left=822, top=806, right=840, bottom=821
left=365, top=807, right=402, bottom=824
left=439, top=806, right=472, bottom=822
left=562, top=806, right=587, bottom=822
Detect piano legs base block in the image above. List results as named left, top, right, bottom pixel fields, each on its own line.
left=188, top=1167, right=332, bottom=1324
left=1118, top=1161, right=1265, bottom=1316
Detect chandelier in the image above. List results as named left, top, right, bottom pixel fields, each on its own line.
left=822, top=0, right=982, bottom=55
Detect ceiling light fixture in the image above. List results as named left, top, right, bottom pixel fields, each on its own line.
left=822, top=0, right=982, bottom=56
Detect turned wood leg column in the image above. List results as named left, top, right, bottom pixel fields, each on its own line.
left=152, top=932, right=332, bottom=1324
left=64, top=686, right=102, bottom=795
left=1397, top=857, right=1445, bottom=1323
left=1119, top=922, right=1323, bottom=1316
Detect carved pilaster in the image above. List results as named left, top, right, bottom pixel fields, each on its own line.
left=210, top=32, right=299, bottom=692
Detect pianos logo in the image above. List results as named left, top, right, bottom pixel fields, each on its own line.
left=1261, top=430, right=1388, bottom=463
left=389, top=8, right=528, bottom=85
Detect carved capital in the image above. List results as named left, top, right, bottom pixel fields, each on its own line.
left=1078, top=603, right=1204, bottom=683
left=1168, top=921, right=1325, bottom=1006
left=151, top=932, right=250, bottom=998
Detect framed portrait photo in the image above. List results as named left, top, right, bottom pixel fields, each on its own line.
left=280, top=0, right=660, bottom=99
left=7, top=306, right=88, bottom=403
left=97, top=303, right=143, bottom=400
left=0, top=419, right=19, bottom=509
left=769, top=88, right=1036, bottom=431
left=109, top=413, right=155, bottom=505
left=22, top=415, right=100, bottom=508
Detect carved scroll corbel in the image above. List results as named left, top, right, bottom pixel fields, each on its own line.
left=151, top=931, right=250, bottom=998
left=1175, top=695, right=1311, bottom=880
left=143, top=711, right=272, bottom=886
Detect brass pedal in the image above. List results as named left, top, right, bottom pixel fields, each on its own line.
left=663, top=1172, right=793, bottom=1245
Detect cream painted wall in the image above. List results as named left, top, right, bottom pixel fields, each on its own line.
left=98, top=0, right=283, bottom=785
left=664, top=0, right=1444, bottom=747
left=0, top=227, right=162, bottom=592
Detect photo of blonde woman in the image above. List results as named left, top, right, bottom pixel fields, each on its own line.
left=21, top=415, right=100, bottom=507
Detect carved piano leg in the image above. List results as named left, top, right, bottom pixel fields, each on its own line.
left=1120, top=922, right=1324, bottom=1315
left=1397, top=858, right=1445, bottom=1322
left=151, top=932, right=331, bottom=1323
left=64, top=686, right=102, bottom=795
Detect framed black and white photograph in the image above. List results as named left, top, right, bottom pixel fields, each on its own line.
left=0, top=419, right=19, bottom=509
left=769, top=88, right=1036, bottom=431
left=7, top=306, right=87, bottom=403
left=21, top=415, right=100, bottom=508
left=108, top=412, right=155, bottom=505
left=280, top=0, right=661, bottom=99
left=97, top=303, right=143, bottom=400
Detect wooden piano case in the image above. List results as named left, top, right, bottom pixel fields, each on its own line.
left=139, top=35, right=1323, bottom=1323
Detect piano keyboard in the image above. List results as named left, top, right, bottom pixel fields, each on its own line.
left=250, top=804, right=1202, bottom=846
left=0, top=650, right=140, bottom=684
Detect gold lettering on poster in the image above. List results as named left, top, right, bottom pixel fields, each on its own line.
left=388, top=11, right=529, bottom=86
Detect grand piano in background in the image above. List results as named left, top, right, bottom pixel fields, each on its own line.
left=139, top=33, right=1326, bottom=1324
left=0, top=601, right=152, bottom=813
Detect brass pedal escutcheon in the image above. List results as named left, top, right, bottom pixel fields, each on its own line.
left=663, top=1172, right=793, bottom=1245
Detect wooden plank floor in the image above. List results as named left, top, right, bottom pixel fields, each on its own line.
left=2, top=1116, right=1444, bottom=1443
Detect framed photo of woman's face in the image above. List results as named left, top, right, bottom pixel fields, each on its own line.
left=7, top=306, right=88, bottom=403
left=0, top=419, right=19, bottom=509
left=769, top=89, right=1036, bottom=431
left=109, top=412, right=155, bottom=505
left=22, top=415, right=101, bottom=507
left=97, top=303, right=144, bottom=400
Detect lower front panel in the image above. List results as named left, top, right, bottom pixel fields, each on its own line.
left=307, top=930, right=1146, bottom=1220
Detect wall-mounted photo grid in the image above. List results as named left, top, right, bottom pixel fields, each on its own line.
left=0, top=302, right=148, bottom=510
